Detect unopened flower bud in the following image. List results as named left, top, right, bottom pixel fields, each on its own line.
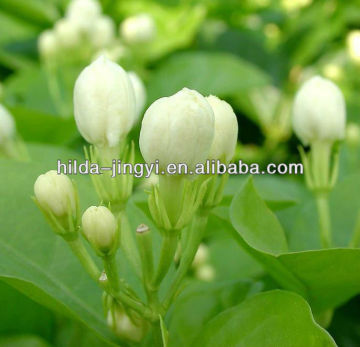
left=54, top=18, right=81, bottom=48
left=140, top=88, right=214, bottom=170
left=82, top=206, right=118, bottom=255
left=346, top=123, right=360, bottom=147
left=206, top=95, right=238, bottom=162
left=107, top=305, right=148, bottom=342
left=128, top=71, right=146, bottom=122
left=120, top=13, right=156, bottom=44
left=195, top=264, right=215, bottom=282
left=38, top=30, right=58, bottom=58
left=74, top=56, right=136, bottom=147
left=34, top=170, right=76, bottom=217
left=66, top=0, right=101, bottom=32
left=347, top=30, right=360, bottom=64
left=0, top=104, right=16, bottom=145
left=91, top=16, right=116, bottom=48
left=192, top=243, right=209, bottom=268
left=292, top=76, right=346, bottom=146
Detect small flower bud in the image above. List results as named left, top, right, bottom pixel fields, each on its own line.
left=347, top=30, right=360, bottom=64
left=74, top=56, right=136, bottom=147
left=120, top=13, right=156, bottom=44
left=292, top=76, right=346, bottom=146
left=107, top=305, right=148, bottom=342
left=0, top=104, right=16, bottom=146
left=38, top=30, right=58, bottom=58
left=192, top=243, right=209, bottom=268
left=91, top=16, right=116, bottom=48
left=195, top=264, right=215, bottom=282
left=82, top=206, right=118, bottom=255
left=128, top=71, right=146, bottom=122
left=34, top=170, right=76, bottom=217
left=54, top=18, right=81, bottom=48
left=66, top=0, right=101, bottom=32
left=139, top=88, right=214, bottom=170
left=206, top=95, right=238, bottom=162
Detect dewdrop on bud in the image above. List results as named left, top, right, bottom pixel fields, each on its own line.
left=192, top=243, right=209, bottom=268
left=140, top=88, right=214, bottom=170
left=66, top=0, right=101, bottom=32
left=128, top=71, right=146, bottom=121
left=74, top=56, right=136, bottom=147
left=34, top=170, right=76, bottom=217
left=347, top=30, right=360, bottom=64
left=0, top=104, right=16, bottom=145
left=206, top=95, right=238, bottom=162
left=38, top=30, right=58, bottom=58
left=292, top=76, right=346, bottom=146
left=54, top=18, right=81, bottom=47
left=82, top=206, right=117, bottom=255
left=196, top=264, right=215, bottom=282
left=91, top=16, right=116, bottom=48
left=120, top=14, right=156, bottom=44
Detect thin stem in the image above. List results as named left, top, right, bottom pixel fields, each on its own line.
left=152, top=233, right=178, bottom=288
left=163, top=212, right=208, bottom=309
left=67, top=237, right=101, bottom=282
left=315, top=193, right=332, bottom=248
left=103, top=255, right=121, bottom=292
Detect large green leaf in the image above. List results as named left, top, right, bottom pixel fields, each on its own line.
left=229, top=177, right=360, bottom=312
left=193, top=290, right=336, bottom=347
left=0, top=335, right=52, bottom=347
left=147, top=52, right=270, bottom=103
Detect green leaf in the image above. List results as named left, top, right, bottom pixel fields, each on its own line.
left=147, top=52, right=270, bottom=103
left=0, top=335, right=52, bottom=347
left=229, top=176, right=360, bottom=312
left=230, top=177, right=288, bottom=255
left=193, top=290, right=336, bottom=347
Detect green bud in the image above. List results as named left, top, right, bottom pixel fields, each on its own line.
left=82, top=206, right=118, bottom=256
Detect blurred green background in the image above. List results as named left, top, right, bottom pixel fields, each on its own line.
left=1, top=0, right=360, bottom=346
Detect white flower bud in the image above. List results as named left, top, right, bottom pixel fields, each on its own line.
left=38, top=30, right=58, bottom=58
left=74, top=56, right=136, bottom=147
left=192, top=243, right=209, bottom=268
left=139, top=88, right=214, bottom=170
left=195, top=264, right=215, bottom=282
left=54, top=18, right=81, bottom=48
left=34, top=170, right=76, bottom=217
left=292, top=76, right=346, bottom=145
left=107, top=307, right=147, bottom=342
left=347, top=30, right=360, bottom=64
left=66, top=0, right=101, bottom=32
left=82, top=206, right=117, bottom=255
left=0, top=104, right=15, bottom=145
left=120, top=13, right=156, bottom=44
left=91, top=16, right=116, bottom=48
left=206, top=95, right=238, bottom=162
left=128, top=71, right=146, bottom=122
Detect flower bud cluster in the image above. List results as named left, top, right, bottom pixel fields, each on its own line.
left=38, top=0, right=116, bottom=61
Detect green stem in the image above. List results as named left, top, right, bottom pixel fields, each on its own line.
left=163, top=212, right=208, bottom=309
left=349, top=210, right=360, bottom=248
left=315, top=193, right=332, bottom=248
left=67, top=237, right=101, bottom=282
left=152, top=233, right=178, bottom=288
left=103, top=255, right=120, bottom=292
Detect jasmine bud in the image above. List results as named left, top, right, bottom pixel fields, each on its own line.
left=82, top=206, right=118, bottom=256
left=34, top=170, right=76, bottom=217
left=0, top=104, right=16, bottom=146
left=120, top=13, right=156, bottom=44
left=139, top=88, right=215, bottom=170
left=292, top=76, right=346, bottom=146
left=206, top=95, right=238, bottom=162
left=128, top=71, right=146, bottom=122
left=74, top=56, right=136, bottom=148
